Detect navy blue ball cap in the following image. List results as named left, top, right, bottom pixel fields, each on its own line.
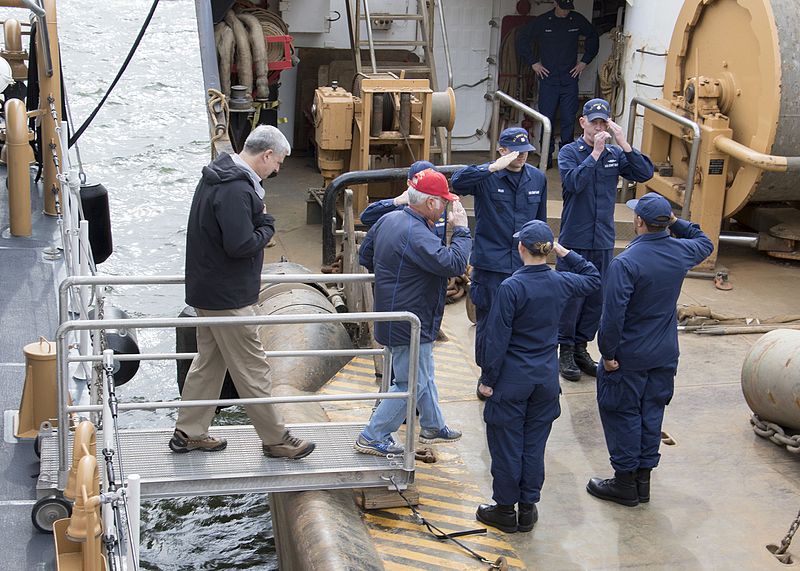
left=513, top=219, right=554, bottom=250
left=555, top=0, right=575, bottom=9
left=626, top=192, right=673, bottom=226
left=583, top=98, right=611, bottom=122
left=407, top=160, right=434, bottom=180
left=498, top=127, right=536, bottom=152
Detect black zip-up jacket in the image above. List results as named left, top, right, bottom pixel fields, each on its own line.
left=185, top=153, right=274, bottom=310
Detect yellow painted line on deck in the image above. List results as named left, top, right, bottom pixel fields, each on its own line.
left=364, top=512, right=519, bottom=552
left=373, top=536, right=517, bottom=571
left=414, top=483, right=486, bottom=504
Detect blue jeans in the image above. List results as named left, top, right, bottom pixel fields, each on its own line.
left=362, top=343, right=445, bottom=442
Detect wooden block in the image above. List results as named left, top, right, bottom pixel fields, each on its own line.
left=355, top=484, right=419, bottom=510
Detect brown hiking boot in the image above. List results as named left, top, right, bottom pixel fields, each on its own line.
left=169, top=429, right=227, bottom=453
left=263, top=431, right=315, bottom=459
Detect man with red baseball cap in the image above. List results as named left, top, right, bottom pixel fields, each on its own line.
left=355, top=169, right=472, bottom=456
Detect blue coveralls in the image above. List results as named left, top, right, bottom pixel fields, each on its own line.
left=359, top=207, right=471, bottom=442
left=450, top=164, right=547, bottom=366
left=597, top=219, right=713, bottom=472
left=517, top=9, right=598, bottom=162
left=360, top=199, right=447, bottom=242
left=557, top=138, right=654, bottom=346
left=480, top=252, right=600, bottom=505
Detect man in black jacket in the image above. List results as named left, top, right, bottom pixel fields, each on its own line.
left=169, top=125, right=315, bottom=460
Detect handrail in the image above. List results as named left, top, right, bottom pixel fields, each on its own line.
left=436, top=0, right=452, bottom=90
left=70, top=348, right=385, bottom=362
left=58, top=272, right=375, bottom=325
left=321, top=166, right=465, bottom=265
left=627, top=97, right=700, bottom=218
left=54, top=289, right=422, bottom=483
left=360, top=0, right=378, bottom=73
left=489, top=90, right=551, bottom=172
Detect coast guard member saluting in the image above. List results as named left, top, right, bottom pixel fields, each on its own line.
left=556, top=98, right=654, bottom=382
left=451, top=127, right=547, bottom=399
left=475, top=219, right=600, bottom=533
left=354, top=169, right=471, bottom=456
left=587, top=193, right=713, bottom=507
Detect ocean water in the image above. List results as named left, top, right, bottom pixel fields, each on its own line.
left=1, top=1, right=277, bottom=568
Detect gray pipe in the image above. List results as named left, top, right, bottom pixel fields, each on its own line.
left=718, top=232, right=758, bottom=248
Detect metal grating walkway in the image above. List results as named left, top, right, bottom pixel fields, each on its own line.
left=38, top=423, right=413, bottom=499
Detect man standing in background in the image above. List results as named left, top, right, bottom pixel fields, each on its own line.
left=517, top=0, right=599, bottom=168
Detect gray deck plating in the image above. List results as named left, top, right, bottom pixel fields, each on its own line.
left=38, top=423, right=413, bottom=499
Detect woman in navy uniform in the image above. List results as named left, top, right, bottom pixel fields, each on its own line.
left=587, top=193, right=713, bottom=506
left=475, top=220, right=600, bottom=533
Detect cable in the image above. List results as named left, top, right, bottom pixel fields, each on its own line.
left=68, top=0, right=161, bottom=147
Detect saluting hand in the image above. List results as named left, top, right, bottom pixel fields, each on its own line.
left=607, top=120, right=632, bottom=151
left=448, top=199, right=468, bottom=228
left=570, top=61, right=587, bottom=78
left=532, top=62, right=550, bottom=79
left=489, top=151, right=519, bottom=172
left=394, top=189, right=410, bottom=206
left=553, top=241, right=570, bottom=258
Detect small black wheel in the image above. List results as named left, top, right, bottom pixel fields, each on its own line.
left=31, top=495, right=72, bottom=533
left=33, top=435, right=41, bottom=458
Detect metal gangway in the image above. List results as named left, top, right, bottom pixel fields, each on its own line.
left=37, top=273, right=420, bottom=503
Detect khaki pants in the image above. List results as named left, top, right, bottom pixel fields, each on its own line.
left=176, top=306, right=286, bottom=445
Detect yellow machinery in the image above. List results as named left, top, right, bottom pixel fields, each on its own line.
left=313, top=76, right=455, bottom=217
left=636, top=0, right=800, bottom=269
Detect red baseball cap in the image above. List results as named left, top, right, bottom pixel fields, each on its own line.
left=409, top=168, right=460, bottom=202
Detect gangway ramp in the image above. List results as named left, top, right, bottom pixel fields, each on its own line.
left=37, top=423, right=410, bottom=499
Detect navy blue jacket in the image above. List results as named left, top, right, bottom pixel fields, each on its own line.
left=360, top=199, right=446, bottom=241
left=451, top=163, right=547, bottom=273
left=517, top=9, right=599, bottom=86
left=598, top=219, right=714, bottom=370
left=558, top=138, right=654, bottom=250
left=185, top=153, right=274, bottom=310
left=479, top=251, right=600, bottom=387
left=359, top=207, right=471, bottom=347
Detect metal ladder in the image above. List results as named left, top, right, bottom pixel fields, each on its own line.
left=346, top=0, right=453, bottom=162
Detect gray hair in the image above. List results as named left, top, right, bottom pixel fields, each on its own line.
left=243, top=125, right=291, bottom=157
left=407, top=187, right=437, bottom=205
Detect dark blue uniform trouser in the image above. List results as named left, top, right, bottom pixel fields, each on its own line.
left=557, top=248, right=612, bottom=345
left=596, top=363, right=677, bottom=472
left=538, top=80, right=580, bottom=162
left=471, top=268, right=511, bottom=368
left=483, top=381, right=561, bottom=505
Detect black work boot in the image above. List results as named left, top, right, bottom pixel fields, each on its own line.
left=559, top=344, right=581, bottom=382
left=636, top=468, right=652, bottom=503
left=586, top=471, right=639, bottom=507
left=517, top=502, right=538, bottom=532
left=573, top=342, right=598, bottom=377
left=476, top=503, right=517, bottom=533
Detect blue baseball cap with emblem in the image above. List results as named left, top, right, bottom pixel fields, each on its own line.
left=583, top=98, right=611, bottom=122
left=555, top=0, right=575, bottom=9
left=513, top=219, right=554, bottom=249
left=626, top=192, right=673, bottom=226
left=498, top=127, right=536, bottom=152
left=407, top=160, right=434, bottom=180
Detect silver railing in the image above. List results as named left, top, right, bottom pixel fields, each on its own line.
left=55, top=274, right=420, bottom=483
left=627, top=97, right=701, bottom=217
left=489, top=90, right=552, bottom=172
